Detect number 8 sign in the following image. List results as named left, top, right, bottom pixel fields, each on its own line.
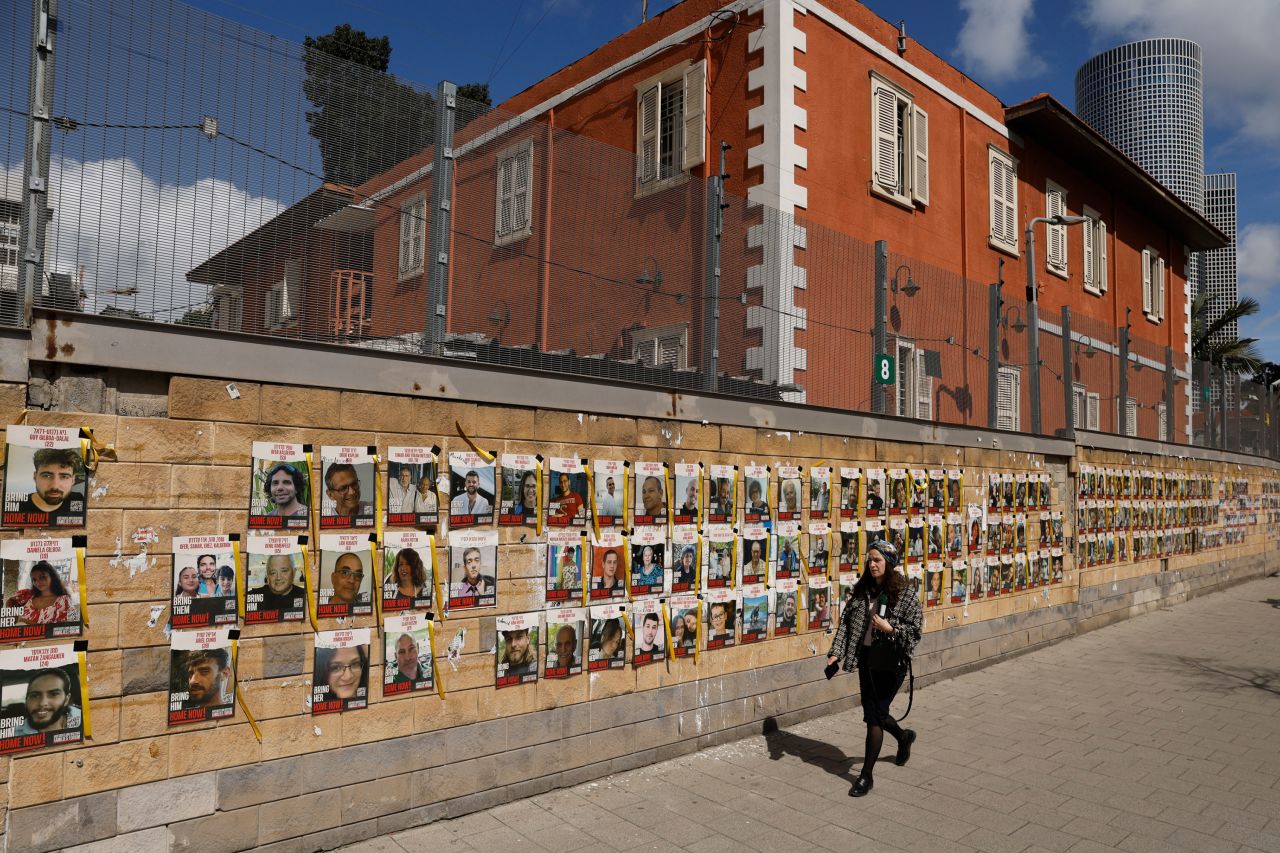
left=874, top=354, right=896, bottom=385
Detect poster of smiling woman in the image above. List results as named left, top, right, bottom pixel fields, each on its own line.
left=1, top=537, right=85, bottom=642
left=170, top=535, right=239, bottom=629
left=312, top=628, right=370, bottom=714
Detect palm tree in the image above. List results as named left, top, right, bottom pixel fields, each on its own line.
left=1190, top=291, right=1263, bottom=375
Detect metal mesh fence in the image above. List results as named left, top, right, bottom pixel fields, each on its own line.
left=1, top=0, right=1275, bottom=457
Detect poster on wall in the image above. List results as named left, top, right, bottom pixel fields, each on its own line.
left=740, top=584, right=769, bottom=643
left=705, top=525, right=735, bottom=589
left=906, top=516, right=925, bottom=564
left=807, top=522, right=830, bottom=576
left=171, top=535, right=239, bottom=629
left=970, top=556, right=987, bottom=598
left=777, top=465, right=803, bottom=521
left=592, top=459, right=627, bottom=528
left=668, top=594, right=699, bottom=658
left=546, top=529, right=586, bottom=604
left=386, top=446, right=438, bottom=528
left=383, top=611, right=434, bottom=697
left=924, top=561, right=944, bottom=607
left=839, top=467, right=861, bottom=519
left=744, top=465, right=771, bottom=526
left=808, top=577, right=832, bottom=630
left=865, top=468, right=886, bottom=517
left=248, top=442, right=311, bottom=530
left=670, top=526, right=699, bottom=594
left=908, top=469, right=928, bottom=515
left=448, top=451, right=495, bottom=528
left=498, top=453, right=540, bottom=527
left=951, top=559, right=968, bottom=603
left=547, top=458, right=589, bottom=528
left=707, top=464, right=736, bottom=525
left=2, top=426, right=88, bottom=529
left=381, top=530, right=434, bottom=612
left=838, top=521, right=860, bottom=574
left=947, top=512, right=964, bottom=558
left=447, top=529, right=498, bottom=610
left=927, top=470, right=946, bottom=512
left=1, top=537, right=84, bottom=642
left=704, top=587, right=737, bottom=649
left=629, top=527, right=667, bottom=598
left=946, top=469, right=963, bottom=513
left=773, top=579, right=799, bottom=636
left=495, top=612, right=540, bottom=688
left=589, top=531, right=627, bottom=602
left=740, top=524, right=770, bottom=586
left=0, top=642, right=85, bottom=754
left=887, top=517, right=907, bottom=558
left=544, top=607, right=586, bottom=679
left=317, top=533, right=374, bottom=619
left=810, top=466, right=832, bottom=519
left=887, top=469, right=909, bottom=516
left=774, top=521, right=802, bottom=581
left=319, top=446, right=376, bottom=530
left=588, top=603, right=627, bottom=671
left=168, top=627, right=235, bottom=726
left=312, top=628, right=370, bottom=714
left=630, top=599, right=665, bottom=667
left=927, top=514, right=945, bottom=560
left=632, top=461, right=669, bottom=527
left=244, top=535, right=307, bottom=624
left=671, top=463, right=702, bottom=526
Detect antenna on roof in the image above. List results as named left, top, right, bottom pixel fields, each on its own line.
left=897, top=20, right=908, bottom=54
left=642, top=1, right=648, bottom=23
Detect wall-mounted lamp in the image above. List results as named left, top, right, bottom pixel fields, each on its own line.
left=1074, top=336, right=1097, bottom=359
left=1000, top=305, right=1027, bottom=333
left=636, top=257, right=663, bottom=288
left=891, top=264, right=920, bottom=297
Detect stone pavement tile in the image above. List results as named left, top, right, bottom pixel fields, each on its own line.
left=1055, top=796, right=1122, bottom=824
left=1108, top=812, right=1177, bottom=841
left=1066, top=839, right=1127, bottom=853
left=464, top=824, right=549, bottom=851
left=331, top=839, right=402, bottom=853
left=580, top=818, right=663, bottom=851
left=1216, top=823, right=1280, bottom=850
left=958, top=825, right=1033, bottom=853
left=678, top=833, right=742, bottom=853
left=645, top=812, right=718, bottom=846
left=802, top=823, right=905, bottom=853
left=389, top=830, right=475, bottom=853
left=1164, top=826, right=1239, bottom=853
left=1060, top=815, right=1130, bottom=847
left=1008, top=822, right=1082, bottom=852
left=1198, top=799, right=1270, bottom=832
left=521, top=822, right=598, bottom=852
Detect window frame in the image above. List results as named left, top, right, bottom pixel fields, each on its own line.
left=1045, top=180, right=1068, bottom=279
left=869, top=72, right=929, bottom=210
left=211, top=284, right=243, bottom=332
left=494, top=138, right=535, bottom=247
left=265, top=260, right=301, bottom=331
left=634, top=60, right=705, bottom=198
left=1086, top=392, right=1100, bottom=432
left=632, top=323, right=689, bottom=369
left=1142, top=247, right=1167, bottom=323
left=988, top=146, right=1019, bottom=256
left=1082, top=205, right=1107, bottom=296
left=397, top=193, right=426, bottom=281
left=996, top=365, right=1021, bottom=431
left=1072, top=383, right=1087, bottom=430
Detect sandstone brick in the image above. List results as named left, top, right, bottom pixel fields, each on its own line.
left=410, top=397, right=479, bottom=436
left=118, top=692, right=168, bottom=741
left=86, top=649, right=122, bottom=698
left=258, top=385, right=343, bottom=428
left=113, top=417, right=215, bottom=464
left=169, top=376, right=262, bottom=423
left=257, top=788, right=340, bottom=844
left=63, top=738, right=167, bottom=798
left=0, top=381, right=27, bottom=424
left=117, top=608, right=168, bottom=649
left=535, top=410, right=637, bottom=447
left=63, top=826, right=169, bottom=853
left=470, top=403, right=534, bottom=440
left=8, top=790, right=117, bottom=853
left=116, top=771, right=215, bottom=831
left=168, top=804, right=259, bottom=853
left=118, top=508, right=221, bottom=555
left=170, top=464, right=244, bottom=509
left=339, top=391, right=417, bottom=433
left=339, top=698, right=415, bottom=747
left=9, top=751, right=64, bottom=808
left=84, top=507, right=124, bottom=555
left=86, top=554, right=169, bottom=604
left=216, top=756, right=301, bottom=811
left=88, top=463, right=170, bottom=509
left=167, top=723, right=263, bottom=776
left=414, top=685, right=479, bottom=732
left=258, top=713, right=345, bottom=761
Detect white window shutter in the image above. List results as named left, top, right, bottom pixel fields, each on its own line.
left=1087, top=393, right=1100, bottom=431
left=1141, top=249, right=1152, bottom=314
left=1125, top=398, right=1137, bottom=437
left=1155, top=256, right=1166, bottom=320
left=1157, top=403, right=1168, bottom=441
left=873, top=86, right=898, bottom=192
left=637, top=85, right=660, bottom=184
left=495, top=157, right=512, bottom=237
left=990, top=158, right=1005, bottom=246
left=915, top=349, right=932, bottom=420
left=1098, top=220, right=1108, bottom=292
left=1047, top=188, right=1065, bottom=270
left=996, top=368, right=1017, bottom=430
left=512, top=150, right=531, bottom=232
left=1082, top=219, right=1094, bottom=287
left=911, top=104, right=929, bottom=205
left=1073, top=385, right=1086, bottom=429
left=682, top=60, right=706, bottom=172
left=1002, top=162, right=1017, bottom=246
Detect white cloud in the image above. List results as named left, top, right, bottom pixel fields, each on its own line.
left=3, top=158, right=284, bottom=319
left=954, top=0, right=1045, bottom=82
left=1239, top=222, right=1280, bottom=299
left=1081, top=0, right=1280, bottom=145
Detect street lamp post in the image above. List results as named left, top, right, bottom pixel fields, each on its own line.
left=1025, top=214, right=1088, bottom=435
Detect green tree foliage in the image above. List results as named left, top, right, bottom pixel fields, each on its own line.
left=302, top=25, right=493, bottom=188
left=1190, top=290, right=1263, bottom=376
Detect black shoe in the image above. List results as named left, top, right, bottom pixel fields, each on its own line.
left=895, top=729, right=917, bottom=766
left=849, top=775, right=874, bottom=797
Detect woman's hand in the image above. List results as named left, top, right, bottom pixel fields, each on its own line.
left=826, top=655, right=838, bottom=666
left=870, top=613, right=894, bottom=635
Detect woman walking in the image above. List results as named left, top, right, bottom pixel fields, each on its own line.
left=826, top=539, right=922, bottom=797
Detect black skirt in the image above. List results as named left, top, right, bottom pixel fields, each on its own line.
left=857, top=656, right=906, bottom=725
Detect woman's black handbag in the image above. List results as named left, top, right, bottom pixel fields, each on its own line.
left=864, top=637, right=903, bottom=672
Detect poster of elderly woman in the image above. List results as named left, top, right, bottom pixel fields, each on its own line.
left=1, top=538, right=83, bottom=642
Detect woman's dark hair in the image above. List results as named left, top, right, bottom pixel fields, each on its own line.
left=28, top=561, right=69, bottom=598
left=315, top=644, right=369, bottom=696
left=395, top=547, right=427, bottom=587
left=265, top=462, right=308, bottom=505
left=217, top=565, right=235, bottom=581
left=851, top=557, right=906, bottom=606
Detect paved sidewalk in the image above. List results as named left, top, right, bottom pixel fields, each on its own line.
left=343, top=576, right=1280, bottom=853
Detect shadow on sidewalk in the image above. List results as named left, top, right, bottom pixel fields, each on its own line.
left=1262, top=598, right=1280, bottom=609
left=1166, top=655, right=1280, bottom=696
left=761, top=717, right=861, bottom=783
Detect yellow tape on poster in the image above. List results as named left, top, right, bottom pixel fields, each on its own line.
left=300, top=544, right=318, bottom=631
left=454, top=422, right=495, bottom=464
left=75, top=643, right=92, bottom=740
left=428, top=621, right=446, bottom=700
left=232, top=535, right=244, bottom=623
left=74, top=538, right=89, bottom=629
left=231, top=637, right=263, bottom=743
left=429, top=535, right=444, bottom=621
left=369, top=536, right=381, bottom=624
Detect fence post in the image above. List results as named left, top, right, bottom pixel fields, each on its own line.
left=987, top=282, right=1000, bottom=430
left=423, top=80, right=457, bottom=355
left=702, top=142, right=727, bottom=393
left=1117, top=320, right=1129, bottom=436
left=1218, top=367, right=1229, bottom=450
left=1061, top=306, right=1074, bottom=440
left=872, top=240, right=887, bottom=415
left=18, top=0, right=57, bottom=325
left=1164, top=346, right=1175, bottom=443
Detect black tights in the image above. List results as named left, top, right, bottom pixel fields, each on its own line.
left=862, top=715, right=904, bottom=780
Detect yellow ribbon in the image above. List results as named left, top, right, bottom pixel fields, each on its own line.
left=76, top=647, right=92, bottom=739
left=535, top=458, right=543, bottom=537
left=306, top=449, right=317, bottom=544
left=370, top=538, right=382, bottom=624
left=231, top=639, right=263, bottom=743
left=428, top=621, right=446, bottom=700
left=429, top=535, right=444, bottom=620
left=624, top=464, right=631, bottom=529
left=697, top=464, right=705, bottom=533
left=454, top=422, right=495, bottom=463
left=301, top=545, right=318, bottom=631
left=665, top=464, right=673, bottom=541
left=622, top=534, right=631, bottom=600
left=693, top=600, right=702, bottom=665
left=374, top=454, right=384, bottom=541
left=695, top=535, right=703, bottom=592
left=580, top=531, right=589, bottom=608
left=233, top=537, right=244, bottom=622
left=75, top=542, right=89, bottom=629
left=588, top=464, right=601, bottom=541
left=662, top=604, right=674, bottom=661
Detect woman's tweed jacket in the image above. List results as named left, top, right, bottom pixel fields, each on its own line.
left=827, top=579, right=923, bottom=673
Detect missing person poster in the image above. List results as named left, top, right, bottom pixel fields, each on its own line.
left=774, top=520, right=802, bottom=581
left=547, top=458, right=588, bottom=527
left=588, top=603, right=627, bottom=671
left=498, top=453, right=540, bottom=527
left=244, top=535, right=306, bottom=624
left=810, top=466, right=832, bottom=519
left=545, top=606, right=586, bottom=679
left=909, top=469, right=928, bottom=515
left=630, top=598, right=665, bottom=667
left=1014, top=473, right=1028, bottom=511
left=839, top=467, right=861, bottom=520
left=629, top=527, right=667, bottom=598
left=632, top=461, right=669, bottom=526
left=865, top=468, right=886, bottom=517
left=947, top=512, right=964, bottom=558
left=592, top=459, right=627, bottom=528
left=168, top=627, right=235, bottom=726
left=382, top=530, right=434, bottom=612
left=546, top=529, right=585, bottom=604
left=1, top=537, right=83, bottom=642
left=0, top=643, right=84, bottom=754
left=740, top=524, right=770, bottom=586
left=947, top=469, right=963, bottom=513
left=970, top=556, right=987, bottom=599
left=317, top=534, right=374, bottom=619
left=740, top=584, right=769, bottom=643
left=888, top=516, right=908, bottom=557
left=968, top=504, right=985, bottom=553
left=906, top=516, right=925, bottom=564
left=668, top=594, right=699, bottom=658
left=704, top=587, right=737, bottom=649
left=248, top=442, right=310, bottom=530
left=808, top=577, right=832, bottom=630
left=319, top=446, right=376, bottom=530
left=670, top=526, right=699, bottom=593
left=951, top=559, right=968, bottom=603
left=496, top=612, right=540, bottom=688
left=671, top=462, right=702, bottom=526
left=744, top=464, right=771, bottom=525
left=707, top=464, right=736, bottom=525
left=777, top=465, right=803, bottom=521
left=447, top=529, right=498, bottom=611
left=383, top=612, right=434, bottom=697
left=386, top=446, right=438, bottom=527
left=448, top=451, right=495, bottom=528
left=925, top=561, right=945, bottom=607
left=887, top=469, right=908, bottom=516
left=927, top=470, right=946, bottom=512
left=773, top=579, right=799, bottom=636
left=704, top=525, right=734, bottom=589
left=312, top=628, right=370, bottom=714
left=171, top=535, right=239, bottom=629
left=838, top=521, right=861, bottom=574
left=589, top=530, right=626, bottom=602
left=2, top=426, right=87, bottom=529
left=927, top=514, right=945, bottom=560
